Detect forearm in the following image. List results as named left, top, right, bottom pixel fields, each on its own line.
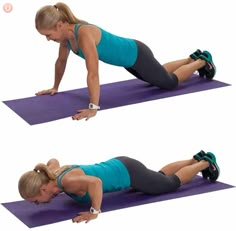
left=53, top=59, right=67, bottom=89
left=88, top=179, right=103, bottom=211
left=87, top=74, right=100, bottom=106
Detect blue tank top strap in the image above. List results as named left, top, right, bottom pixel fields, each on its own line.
left=73, top=24, right=80, bottom=40
left=73, top=23, right=89, bottom=39
left=66, top=23, right=89, bottom=54
left=56, top=165, right=80, bottom=190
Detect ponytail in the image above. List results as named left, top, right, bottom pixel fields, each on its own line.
left=35, top=2, right=87, bottom=30
left=18, top=163, right=56, bottom=198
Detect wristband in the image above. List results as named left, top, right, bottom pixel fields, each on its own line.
left=89, top=103, right=100, bottom=110
left=90, top=207, right=101, bottom=214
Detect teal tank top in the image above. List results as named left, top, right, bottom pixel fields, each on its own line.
left=56, top=158, right=131, bottom=202
left=66, top=24, right=138, bottom=67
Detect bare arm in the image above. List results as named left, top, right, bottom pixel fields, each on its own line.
left=63, top=174, right=103, bottom=223
left=64, top=174, right=103, bottom=211
left=71, top=26, right=100, bottom=121
left=85, top=176, right=103, bottom=211
left=53, top=42, right=70, bottom=90
left=79, top=27, right=100, bottom=106
left=36, top=42, right=70, bottom=96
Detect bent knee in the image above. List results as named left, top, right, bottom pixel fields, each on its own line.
left=162, top=73, right=179, bottom=90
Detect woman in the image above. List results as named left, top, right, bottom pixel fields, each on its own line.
left=35, top=2, right=216, bottom=121
left=18, top=150, right=219, bottom=223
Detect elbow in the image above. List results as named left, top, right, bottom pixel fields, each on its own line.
left=95, top=178, right=103, bottom=188
left=87, top=69, right=99, bottom=79
left=87, top=73, right=99, bottom=85
left=92, top=178, right=102, bottom=192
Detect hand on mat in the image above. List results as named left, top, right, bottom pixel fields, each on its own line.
left=72, top=109, right=97, bottom=121
left=72, top=212, right=98, bottom=223
left=35, top=88, right=58, bottom=96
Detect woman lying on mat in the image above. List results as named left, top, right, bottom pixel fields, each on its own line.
left=35, top=2, right=216, bottom=121
left=18, top=150, right=219, bottom=223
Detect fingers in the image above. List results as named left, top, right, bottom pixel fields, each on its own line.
left=72, top=212, right=97, bottom=224
left=72, top=217, right=85, bottom=223
left=35, top=89, right=57, bottom=96
left=72, top=112, right=86, bottom=121
left=50, top=91, right=56, bottom=96
left=72, top=215, right=90, bottom=223
left=35, top=91, right=43, bottom=96
left=72, top=116, right=90, bottom=121
left=36, top=90, right=49, bottom=95
left=72, top=109, right=96, bottom=121
left=85, top=219, right=90, bottom=223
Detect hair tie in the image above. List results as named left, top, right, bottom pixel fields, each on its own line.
left=53, top=5, right=59, bottom=11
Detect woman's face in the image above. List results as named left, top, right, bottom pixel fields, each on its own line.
left=38, top=27, right=63, bottom=43
left=38, top=21, right=70, bottom=43
left=26, top=184, right=59, bottom=204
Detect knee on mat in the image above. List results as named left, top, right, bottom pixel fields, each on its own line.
left=165, top=74, right=179, bottom=90
left=155, top=73, right=179, bottom=90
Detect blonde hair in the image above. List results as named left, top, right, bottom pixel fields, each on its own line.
left=18, top=163, right=56, bottom=199
left=35, top=2, right=87, bottom=30
left=18, top=163, right=71, bottom=199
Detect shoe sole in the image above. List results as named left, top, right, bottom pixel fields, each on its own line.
left=199, top=53, right=216, bottom=79
left=203, top=153, right=220, bottom=181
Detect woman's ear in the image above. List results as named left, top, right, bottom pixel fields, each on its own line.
left=56, top=21, right=64, bottom=30
left=40, top=184, right=47, bottom=193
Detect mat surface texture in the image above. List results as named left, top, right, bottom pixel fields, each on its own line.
left=2, top=75, right=230, bottom=125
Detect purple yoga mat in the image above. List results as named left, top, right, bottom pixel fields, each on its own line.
left=1, top=176, right=234, bottom=228
left=2, top=75, right=230, bottom=125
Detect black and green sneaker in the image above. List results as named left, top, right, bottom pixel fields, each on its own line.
left=189, top=49, right=206, bottom=78
left=190, top=49, right=202, bottom=60
left=202, top=152, right=220, bottom=182
left=193, top=150, right=205, bottom=161
left=193, top=150, right=210, bottom=179
left=199, top=50, right=216, bottom=80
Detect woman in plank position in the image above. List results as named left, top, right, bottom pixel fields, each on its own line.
left=18, top=150, right=219, bottom=223
left=35, top=2, right=216, bottom=121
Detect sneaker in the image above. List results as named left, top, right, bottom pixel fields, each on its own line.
left=189, top=49, right=206, bottom=78
left=199, top=51, right=216, bottom=80
left=190, top=49, right=202, bottom=60
left=193, top=150, right=210, bottom=179
left=193, top=150, right=205, bottom=161
left=202, top=152, right=220, bottom=182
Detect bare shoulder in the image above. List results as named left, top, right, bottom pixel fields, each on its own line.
left=60, top=168, right=86, bottom=192
left=78, top=24, right=101, bottom=44
left=80, top=24, right=99, bottom=30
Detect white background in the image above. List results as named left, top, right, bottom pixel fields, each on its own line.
left=0, top=0, right=236, bottom=230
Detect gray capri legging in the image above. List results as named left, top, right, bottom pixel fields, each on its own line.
left=115, top=156, right=181, bottom=195
left=125, top=40, right=179, bottom=90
